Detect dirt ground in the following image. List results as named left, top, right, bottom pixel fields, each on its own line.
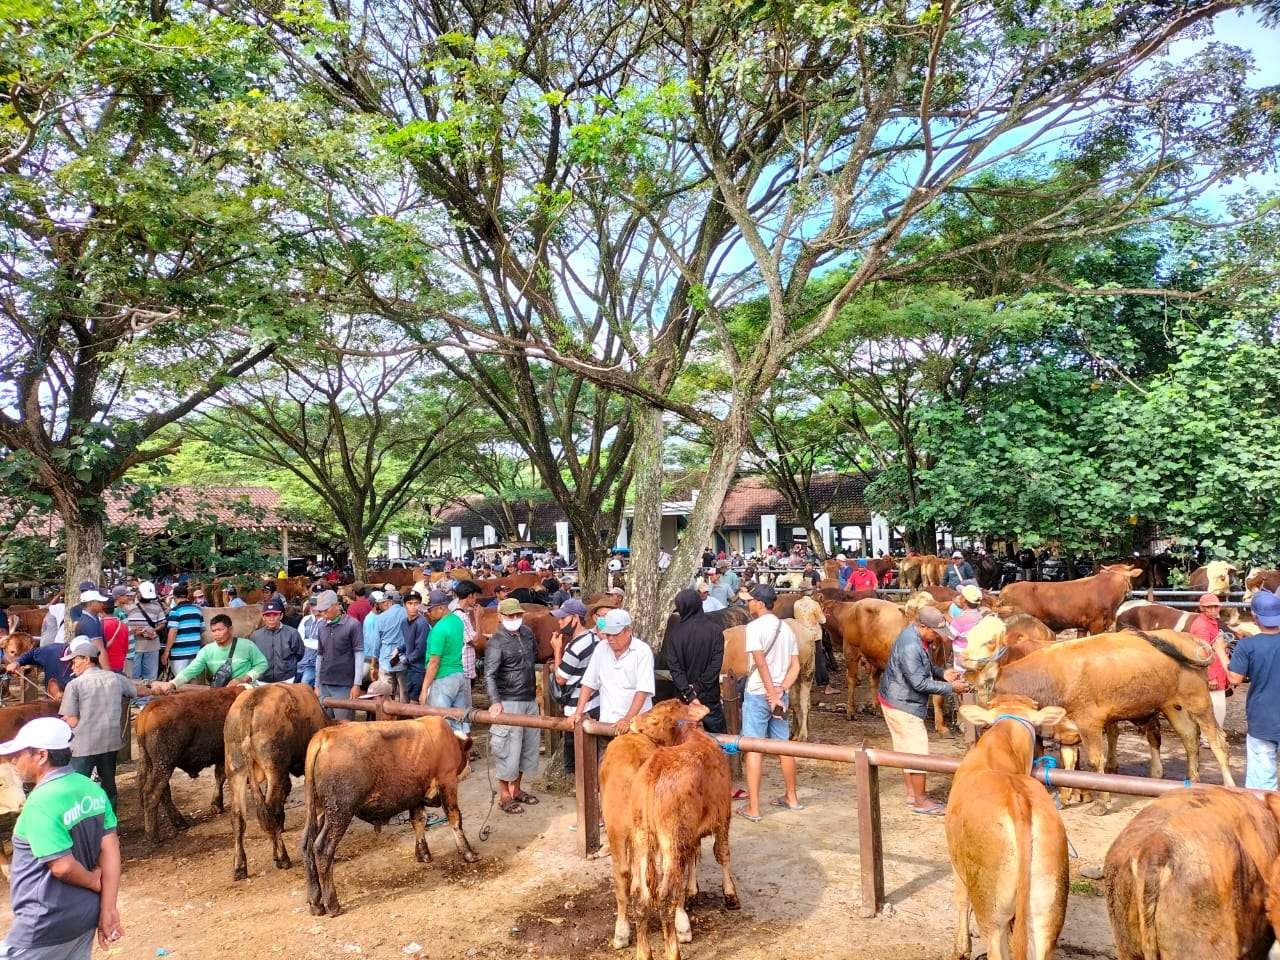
left=0, top=686, right=1251, bottom=960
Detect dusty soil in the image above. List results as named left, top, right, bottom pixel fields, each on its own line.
left=0, top=687, right=1249, bottom=960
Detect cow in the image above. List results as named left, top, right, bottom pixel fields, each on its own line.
left=816, top=598, right=907, bottom=718
left=1, top=632, right=40, bottom=699
left=1107, top=787, right=1280, bottom=960
left=136, top=686, right=244, bottom=842
left=898, top=555, right=925, bottom=591
left=997, top=563, right=1142, bottom=635
left=1116, top=601, right=1197, bottom=634
left=601, top=700, right=722, bottom=953
left=226, top=683, right=329, bottom=880
left=1244, top=568, right=1280, bottom=600
left=1000, top=613, right=1057, bottom=656
left=0, top=700, right=60, bottom=742
left=301, top=715, right=477, bottom=916
left=367, top=567, right=422, bottom=590
left=628, top=708, right=739, bottom=960
left=4, top=607, right=46, bottom=636
left=472, top=573, right=543, bottom=598
left=1187, top=560, right=1236, bottom=596
left=960, top=626, right=1233, bottom=812
left=201, top=604, right=263, bottom=640
left=720, top=597, right=824, bottom=741
left=947, top=696, right=1069, bottom=960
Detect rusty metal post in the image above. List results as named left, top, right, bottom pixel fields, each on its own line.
left=573, top=721, right=600, bottom=857
left=117, top=696, right=132, bottom=763
left=373, top=695, right=388, bottom=722
left=855, top=745, right=884, bottom=918
left=720, top=675, right=743, bottom=779
left=541, top=662, right=562, bottom=761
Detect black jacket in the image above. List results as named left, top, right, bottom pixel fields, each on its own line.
left=664, top=589, right=724, bottom=709
left=485, top=624, right=537, bottom=703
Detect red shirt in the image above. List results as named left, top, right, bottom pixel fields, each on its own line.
left=517, top=558, right=532, bottom=572
left=848, top=568, right=879, bottom=591
left=1188, top=612, right=1228, bottom=690
left=346, top=596, right=372, bottom=624
left=102, top=616, right=129, bottom=672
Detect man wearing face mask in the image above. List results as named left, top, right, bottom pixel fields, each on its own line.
left=420, top=590, right=470, bottom=731
left=485, top=598, right=541, bottom=814
left=310, top=591, right=363, bottom=721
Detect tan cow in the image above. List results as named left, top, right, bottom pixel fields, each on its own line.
left=947, top=696, right=1069, bottom=960
left=815, top=598, right=907, bottom=718
left=201, top=604, right=263, bottom=640
left=1108, top=787, right=1280, bottom=959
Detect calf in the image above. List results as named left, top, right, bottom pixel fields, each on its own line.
left=629, top=712, right=739, bottom=960
left=601, top=700, right=710, bottom=951
left=947, top=696, right=1069, bottom=960
left=301, top=715, right=477, bottom=916
left=226, top=683, right=329, bottom=879
left=136, top=686, right=243, bottom=842
left=1107, top=787, right=1280, bottom=959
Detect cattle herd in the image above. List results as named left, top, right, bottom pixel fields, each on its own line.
left=1, top=557, right=1279, bottom=959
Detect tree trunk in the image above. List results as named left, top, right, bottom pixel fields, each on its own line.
left=349, top=534, right=369, bottom=582
left=63, top=504, right=105, bottom=591
left=573, top=532, right=610, bottom=599
left=804, top=522, right=829, bottom=561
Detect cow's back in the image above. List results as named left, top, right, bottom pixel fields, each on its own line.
left=226, top=684, right=327, bottom=778
left=0, top=700, right=59, bottom=744
left=138, top=687, right=243, bottom=773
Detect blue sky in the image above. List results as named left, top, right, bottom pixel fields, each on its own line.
left=1187, top=9, right=1280, bottom=85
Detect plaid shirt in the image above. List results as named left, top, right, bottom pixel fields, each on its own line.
left=458, top=609, right=477, bottom=679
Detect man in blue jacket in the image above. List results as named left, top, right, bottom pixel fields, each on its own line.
left=878, top=606, right=968, bottom=815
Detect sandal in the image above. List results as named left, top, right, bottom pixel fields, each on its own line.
left=731, top=788, right=748, bottom=800
left=910, top=802, right=945, bottom=817
left=499, top=799, right=525, bottom=814
left=735, top=805, right=762, bottom=823
left=514, top=790, right=540, bottom=805
left=770, top=796, right=805, bottom=811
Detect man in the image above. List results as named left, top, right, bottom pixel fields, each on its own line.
left=250, top=598, right=304, bottom=683
left=705, top=568, right=733, bottom=607
left=574, top=609, right=654, bottom=735
left=665, top=589, right=726, bottom=733
left=516, top=554, right=533, bottom=573
left=1228, top=589, right=1280, bottom=789
left=296, top=597, right=321, bottom=687
left=125, top=582, right=165, bottom=686
left=345, top=585, right=372, bottom=624
left=0, top=717, right=123, bottom=959
left=5, top=639, right=75, bottom=700
left=361, top=591, right=384, bottom=683
left=878, top=606, right=969, bottom=815
left=162, top=586, right=205, bottom=677
left=224, top=586, right=247, bottom=609
left=836, top=554, right=853, bottom=589
left=696, top=579, right=727, bottom=613
left=736, top=584, right=801, bottom=822
left=73, top=589, right=108, bottom=647
left=190, top=587, right=208, bottom=608
left=484, top=582, right=511, bottom=610
left=366, top=591, right=407, bottom=699
left=401, top=592, right=430, bottom=703
left=542, top=578, right=569, bottom=610
left=1188, top=592, right=1231, bottom=730
left=485, top=598, right=540, bottom=813
left=421, top=589, right=470, bottom=727
left=551, top=599, right=597, bottom=774
left=943, top=551, right=975, bottom=588
left=801, top=562, right=820, bottom=587
left=58, top=638, right=146, bottom=808
left=453, top=581, right=482, bottom=704
left=721, top=563, right=740, bottom=597
left=39, top=591, right=66, bottom=647
left=312, top=590, right=364, bottom=721
left=848, top=558, right=879, bottom=592
left=152, top=615, right=267, bottom=692
left=67, top=582, right=97, bottom=623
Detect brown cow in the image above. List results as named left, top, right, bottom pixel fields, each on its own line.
left=1244, top=567, right=1280, bottom=598
left=200, top=604, right=263, bottom=640
left=1116, top=600, right=1197, bottom=634
left=226, top=683, right=329, bottom=880
left=0, top=700, right=59, bottom=743
left=817, top=598, right=907, bottom=718
left=4, top=607, right=46, bottom=636
left=998, top=563, right=1142, bottom=635
left=629, top=710, right=739, bottom=960
left=961, top=627, right=1233, bottom=812
left=1108, top=787, right=1280, bottom=960
left=473, top=573, right=543, bottom=597
left=1187, top=560, right=1235, bottom=596
left=136, top=686, right=243, bottom=842
left=368, top=567, right=422, bottom=589
left=947, top=696, right=1069, bottom=960
left=601, top=700, right=714, bottom=952
left=301, top=715, right=477, bottom=916
left=1000, top=613, right=1057, bottom=656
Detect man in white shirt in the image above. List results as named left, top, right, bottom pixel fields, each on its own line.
left=696, top=579, right=727, bottom=613
left=738, top=584, right=801, bottom=822
left=573, top=609, right=654, bottom=736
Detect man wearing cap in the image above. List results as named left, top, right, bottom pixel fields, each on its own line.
left=162, top=585, right=205, bottom=677
left=420, top=589, right=469, bottom=726
left=485, top=598, right=541, bottom=813
left=943, top=550, right=975, bottom=589
left=4, top=636, right=76, bottom=700
left=368, top=590, right=408, bottom=700
left=0, top=716, right=124, bottom=959
left=696, top=578, right=727, bottom=613
left=848, top=558, right=879, bottom=592
left=574, top=608, right=655, bottom=736
left=665, top=589, right=727, bottom=734
left=1187, top=592, right=1231, bottom=731
left=705, top=568, right=733, bottom=607
left=224, top=586, right=246, bottom=609
left=311, top=591, right=364, bottom=720
left=551, top=599, right=598, bottom=775
left=58, top=638, right=148, bottom=809
left=72, top=589, right=108, bottom=650
left=250, top=599, right=305, bottom=683
left=878, top=607, right=969, bottom=815
left=125, top=582, right=165, bottom=687
left=67, top=582, right=97, bottom=624
left=1229, top=589, right=1280, bottom=788
left=152, top=615, right=268, bottom=694
left=736, top=584, right=801, bottom=821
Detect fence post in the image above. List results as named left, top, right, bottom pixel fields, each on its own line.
left=541, top=662, right=563, bottom=761
left=720, top=676, right=743, bottom=779
left=373, top=695, right=388, bottom=723
left=854, top=746, right=884, bottom=918
left=574, top=722, right=600, bottom=858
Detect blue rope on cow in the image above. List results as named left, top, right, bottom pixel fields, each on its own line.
left=1033, top=754, right=1058, bottom=788
left=721, top=737, right=742, bottom=756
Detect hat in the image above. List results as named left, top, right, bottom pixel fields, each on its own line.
left=749, top=584, right=777, bottom=607
left=368, top=590, right=385, bottom=604
left=138, top=580, right=158, bottom=600
left=952, top=551, right=965, bottom=560
left=352, top=581, right=365, bottom=591
left=836, top=553, right=846, bottom=561
left=314, top=589, right=340, bottom=611
left=917, top=606, right=953, bottom=637
left=599, top=608, right=632, bottom=635
left=79, top=588, right=108, bottom=604
left=1253, top=589, right=1280, bottom=627
left=960, top=584, right=982, bottom=604
left=366, top=678, right=394, bottom=698
left=111, top=585, right=132, bottom=599
left=608, top=586, right=626, bottom=597
left=495, top=582, right=510, bottom=593
left=857, top=558, right=868, bottom=567
left=694, top=578, right=709, bottom=593
left=60, top=637, right=99, bottom=661
left=383, top=583, right=396, bottom=593
left=77, top=580, right=96, bottom=593
left=263, top=598, right=286, bottom=615
left=1199, top=593, right=1223, bottom=607
left=426, top=590, right=451, bottom=608
left=0, top=716, right=74, bottom=755
left=497, top=598, right=524, bottom=616
left=550, top=598, right=587, bottom=619
left=225, top=585, right=238, bottom=594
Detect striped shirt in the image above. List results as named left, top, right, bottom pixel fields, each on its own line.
left=167, top=603, right=205, bottom=660
left=555, top=630, right=601, bottom=717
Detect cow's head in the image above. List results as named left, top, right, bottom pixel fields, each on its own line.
left=454, top=732, right=474, bottom=781
left=1099, top=563, right=1145, bottom=582
left=2, top=633, right=34, bottom=661
left=629, top=699, right=708, bottom=744
left=956, top=616, right=1008, bottom=705
left=959, top=694, right=1066, bottom=733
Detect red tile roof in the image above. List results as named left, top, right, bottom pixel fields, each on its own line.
left=716, top=473, right=872, bottom=528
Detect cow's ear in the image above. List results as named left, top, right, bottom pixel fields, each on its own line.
left=1032, top=706, right=1067, bottom=728
left=959, top=704, right=995, bottom=728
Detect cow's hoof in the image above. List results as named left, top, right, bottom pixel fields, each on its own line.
left=233, top=867, right=248, bottom=881
left=723, top=894, right=741, bottom=911
left=462, top=850, right=479, bottom=863
left=677, top=928, right=693, bottom=944
left=610, top=935, right=630, bottom=950
left=308, top=904, right=325, bottom=916
left=326, top=904, right=344, bottom=917
left=275, top=856, right=292, bottom=870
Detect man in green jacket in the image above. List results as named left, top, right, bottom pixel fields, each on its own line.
left=151, top=614, right=267, bottom=693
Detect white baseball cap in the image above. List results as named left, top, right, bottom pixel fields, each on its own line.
left=599, top=608, right=633, bottom=635
left=79, top=589, right=108, bottom=604
left=138, top=581, right=158, bottom=600
left=0, top=716, right=74, bottom=755
left=60, top=637, right=100, bottom=661
left=369, top=590, right=387, bottom=604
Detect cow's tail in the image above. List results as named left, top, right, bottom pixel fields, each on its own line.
left=1011, top=792, right=1033, bottom=960
left=241, top=699, right=275, bottom=835
left=300, top=738, right=324, bottom=889
left=1131, top=629, right=1212, bottom=668
left=1131, top=851, right=1168, bottom=960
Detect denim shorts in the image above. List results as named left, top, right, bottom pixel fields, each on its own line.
left=742, top=692, right=790, bottom=740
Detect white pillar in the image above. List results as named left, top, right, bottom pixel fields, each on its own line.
left=517, top=522, right=528, bottom=540
left=761, top=514, right=777, bottom=551
left=814, top=512, right=832, bottom=553
left=871, top=513, right=891, bottom=556
left=449, top=526, right=463, bottom=558
left=555, top=521, right=571, bottom=559
left=387, top=533, right=400, bottom=560
left=483, top=524, right=497, bottom=546
left=280, top=527, right=290, bottom=560
left=615, top=519, right=629, bottom=549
